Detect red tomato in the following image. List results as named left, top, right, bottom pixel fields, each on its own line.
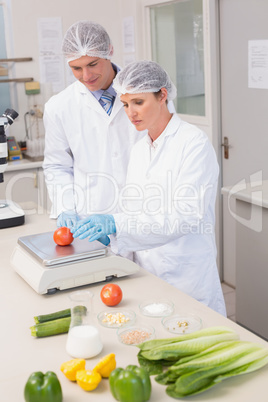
left=53, top=227, right=74, bottom=246
left=100, top=284, right=123, bottom=306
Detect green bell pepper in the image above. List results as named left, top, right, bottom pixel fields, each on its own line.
left=24, top=371, right=63, bottom=402
left=109, top=365, right=151, bottom=402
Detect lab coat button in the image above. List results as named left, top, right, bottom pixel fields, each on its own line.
left=146, top=174, right=150, bottom=179
left=113, top=152, right=118, bottom=158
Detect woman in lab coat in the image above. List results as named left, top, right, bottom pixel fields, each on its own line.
left=71, top=61, right=227, bottom=316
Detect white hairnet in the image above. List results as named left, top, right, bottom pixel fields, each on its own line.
left=113, top=60, right=177, bottom=101
left=62, top=21, right=113, bottom=62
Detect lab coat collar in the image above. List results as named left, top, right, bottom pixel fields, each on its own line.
left=146, top=113, right=182, bottom=145
left=163, top=113, right=182, bottom=137
left=75, top=80, right=123, bottom=119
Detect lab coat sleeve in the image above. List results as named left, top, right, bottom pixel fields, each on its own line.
left=43, top=105, right=76, bottom=218
left=111, top=136, right=219, bottom=253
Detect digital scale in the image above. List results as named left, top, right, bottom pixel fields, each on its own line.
left=11, top=231, right=139, bottom=294
left=0, top=199, right=25, bottom=229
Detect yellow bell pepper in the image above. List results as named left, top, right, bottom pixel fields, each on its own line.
left=93, top=353, right=116, bottom=378
left=76, top=370, right=102, bottom=391
left=60, top=359, right=86, bottom=381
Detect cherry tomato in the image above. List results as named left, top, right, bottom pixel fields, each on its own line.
left=100, top=284, right=123, bottom=306
left=53, top=227, right=74, bottom=246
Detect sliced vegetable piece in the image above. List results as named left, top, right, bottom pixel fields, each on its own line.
left=76, top=369, right=102, bottom=391
left=34, top=306, right=87, bottom=324
left=34, top=309, right=71, bottom=324
left=30, top=317, right=71, bottom=337
left=93, top=353, right=116, bottom=378
left=60, top=359, right=86, bottom=381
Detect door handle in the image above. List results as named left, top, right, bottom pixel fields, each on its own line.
left=221, top=136, right=230, bottom=159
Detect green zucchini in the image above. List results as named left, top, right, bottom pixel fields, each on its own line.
left=34, top=308, right=71, bottom=324
left=31, top=306, right=88, bottom=337
left=30, top=317, right=71, bottom=337
left=34, top=306, right=87, bottom=324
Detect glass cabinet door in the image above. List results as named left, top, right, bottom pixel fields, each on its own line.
left=150, top=0, right=205, bottom=116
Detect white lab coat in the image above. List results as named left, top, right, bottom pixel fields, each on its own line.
left=43, top=79, right=147, bottom=218
left=111, top=114, right=226, bottom=316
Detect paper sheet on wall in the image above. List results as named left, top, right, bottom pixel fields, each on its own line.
left=37, top=17, right=65, bottom=93
left=39, top=54, right=65, bottom=93
left=248, top=40, right=268, bottom=89
left=123, top=16, right=135, bottom=53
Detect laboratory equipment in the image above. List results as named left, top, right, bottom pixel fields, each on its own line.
left=0, top=108, right=25, bottom=229
left=11, top=230, right=140, bottom=294
left=23, top=106, right=45, bottom=161
left=66, top=290, right=103, bottom=359
left=7, top=136, right=22, bottom=160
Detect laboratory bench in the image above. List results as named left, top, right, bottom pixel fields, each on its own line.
left=5, top=157, right=43, bottom=172
left=1, top=210, right=268, bottom=402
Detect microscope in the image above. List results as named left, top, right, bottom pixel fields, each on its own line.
left=0, top=108, right=25, bottom=229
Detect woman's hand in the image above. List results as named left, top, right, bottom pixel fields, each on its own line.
left=71, top=214, right=116, bottom=243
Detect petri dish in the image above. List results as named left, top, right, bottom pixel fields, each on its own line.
left=97, top=310, right=136, bottom=328
left=162, top=314, right=202, bottom=335
left=139, top=299, right=174, bottom=317
left=117, top=325, right=155, bottom=346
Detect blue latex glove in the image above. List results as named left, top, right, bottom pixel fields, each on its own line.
left=98, top=235, right=111, bottom=246
left=71, top=214, right=116, bottom=243
left=57, top=211, right=79, bottom=228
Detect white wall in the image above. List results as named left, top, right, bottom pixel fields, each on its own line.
left=6, top=0, right=145, bottom=140
left=7, top=0, right=217, bottom=143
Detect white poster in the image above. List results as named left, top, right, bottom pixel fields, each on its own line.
left=37, top=17, right=65, bottom=93
left=248, top=40, right=268, bottom=89
left=123, top=16, right=135, bottom=53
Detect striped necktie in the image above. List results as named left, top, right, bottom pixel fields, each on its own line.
left=100, top=91, right=114, bottom=115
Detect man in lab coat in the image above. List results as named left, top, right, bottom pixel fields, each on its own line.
left=43, top=21, right=175, bottom=237
left=71, top=61, right=226, bottom=316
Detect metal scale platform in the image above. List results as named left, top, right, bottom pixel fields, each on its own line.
left=11, top=231, right=139, bottom=294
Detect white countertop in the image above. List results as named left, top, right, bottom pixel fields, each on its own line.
left=1, top=210, right=268, bottom=402
left=222, top=180, right=268, bottom=208
left=6, top=158, right=43, bottom=172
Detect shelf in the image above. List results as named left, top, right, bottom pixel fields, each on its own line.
left=0, top=57, right=34, bottom=84
left=0, top=57, right=33, bottom=62
left=0, top=77, right=33, bottom=83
